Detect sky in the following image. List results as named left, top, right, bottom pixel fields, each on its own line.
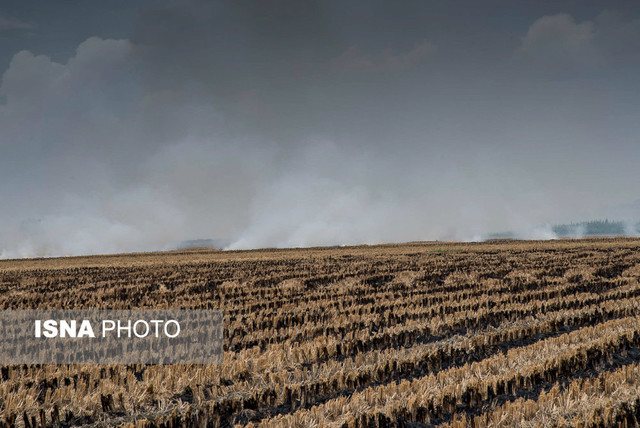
left=1, top=0, right=639, bottom=258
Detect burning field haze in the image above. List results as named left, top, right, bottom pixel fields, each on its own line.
left=0, top=0, right=639, bottom=258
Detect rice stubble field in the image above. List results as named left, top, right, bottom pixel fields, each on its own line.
left=1, top=238, right=640, bottom=427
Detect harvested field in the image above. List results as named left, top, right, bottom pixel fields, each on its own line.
left=1, top=238, right=640, bottom=427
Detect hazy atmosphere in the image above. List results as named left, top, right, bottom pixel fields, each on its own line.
left=1, top=0, right=639, bottom=258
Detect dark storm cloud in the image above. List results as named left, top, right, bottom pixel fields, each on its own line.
left=0, top=1, right=639, bottom=257
left=133, top=2, right=338, bottom=140
left=129, top=1, right=450, bottom=142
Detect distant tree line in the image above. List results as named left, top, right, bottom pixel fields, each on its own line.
left=552, top=220, right=639, bottom=237
left=486, top=219, right=640, bottom=240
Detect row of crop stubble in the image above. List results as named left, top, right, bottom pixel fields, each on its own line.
left=1, top=238, right=640, bottom=427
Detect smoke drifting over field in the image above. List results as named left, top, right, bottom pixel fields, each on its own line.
left=1, top=1, right=639, bottom=257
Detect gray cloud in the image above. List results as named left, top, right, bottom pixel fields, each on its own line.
left=522, top=14, right=595, bottom=51
left=0, top=14, right=32, bottom=31
left=516, top=14, right=600, bottom=76
left=593, top=11, right=640, bottom=62
left=0, top=3, right=639, bottom=257
left=329, top=41, right=436, bottom=74
left=516, top=11, right=640, bottom=75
